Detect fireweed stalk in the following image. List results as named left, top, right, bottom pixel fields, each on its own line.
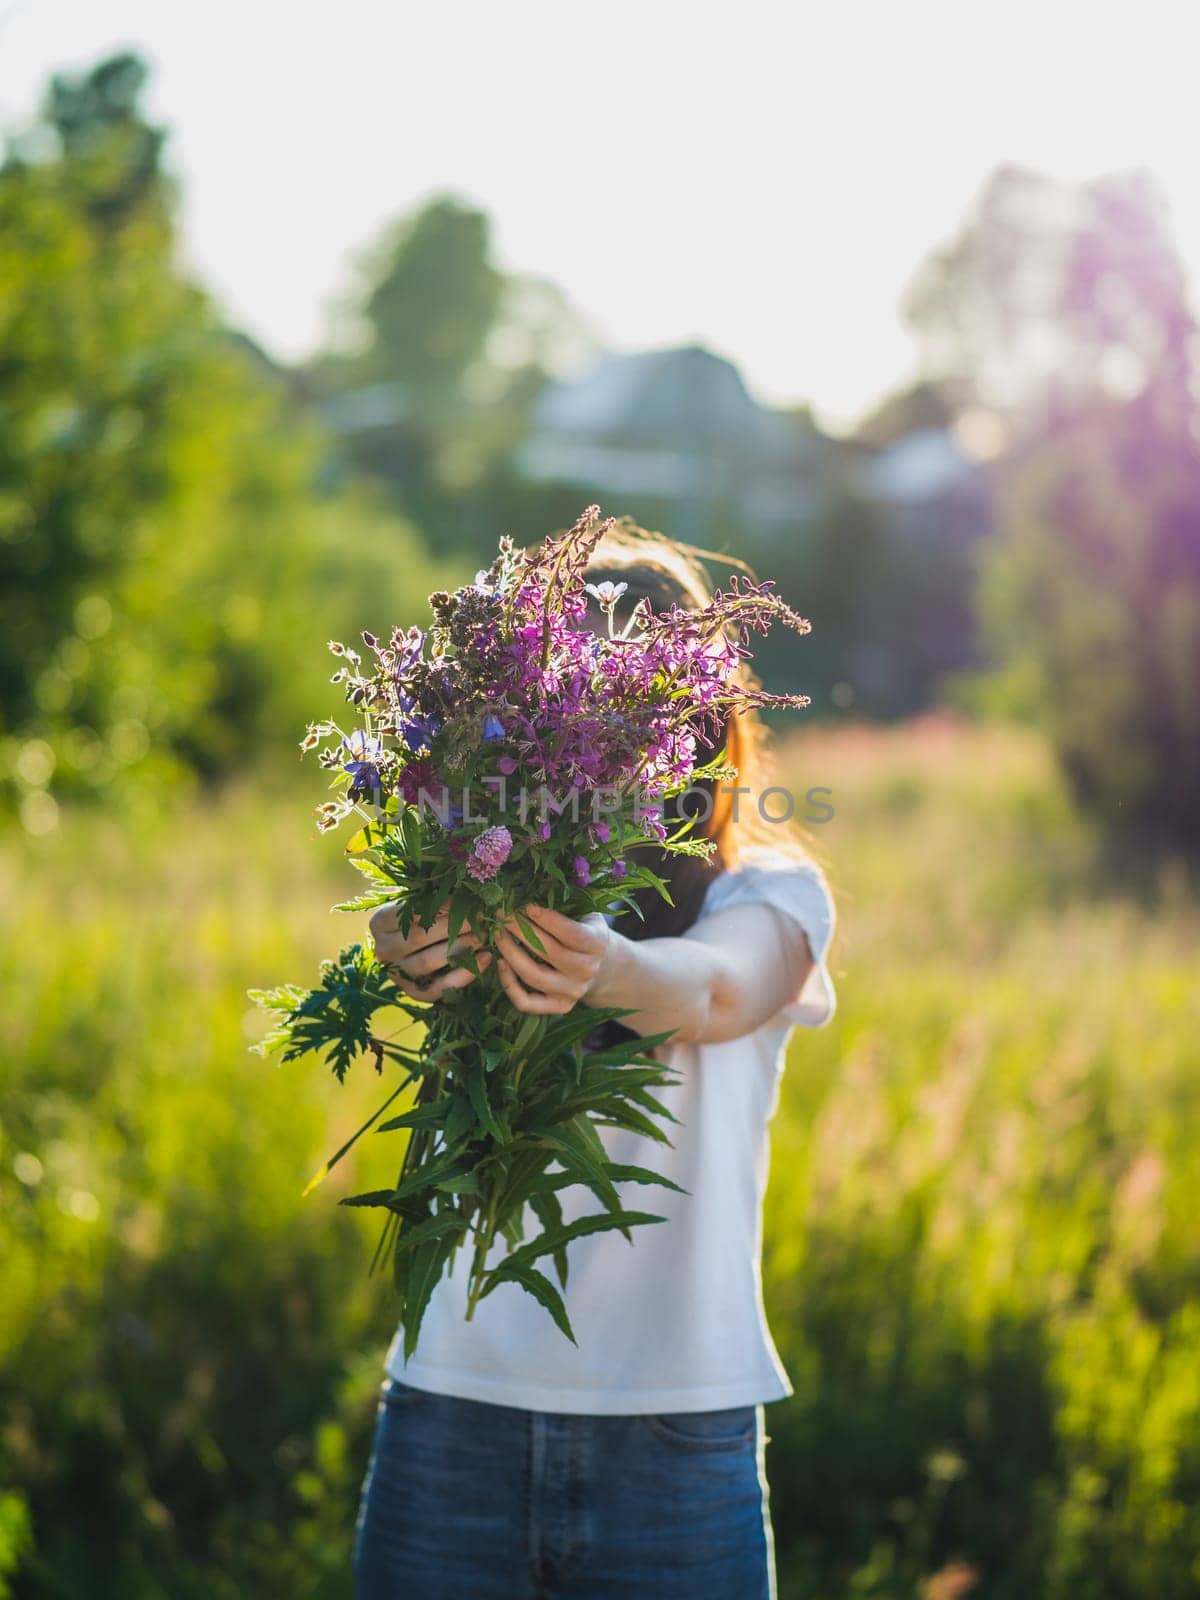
left=249, top=505, right=813, bottom=1357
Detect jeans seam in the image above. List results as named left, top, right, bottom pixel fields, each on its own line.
left=528, top=1409, right=546, bottom=1590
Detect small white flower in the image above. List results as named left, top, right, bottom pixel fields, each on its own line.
left=584, top=580, right=629, bottom=611
left=342, top=729, right=384, bottom=761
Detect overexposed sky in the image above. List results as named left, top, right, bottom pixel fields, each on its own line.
left=1, top=0, right=1196, bottom=432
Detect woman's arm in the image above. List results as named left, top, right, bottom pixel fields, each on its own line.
left=494, top=901, right=815, bottom=1046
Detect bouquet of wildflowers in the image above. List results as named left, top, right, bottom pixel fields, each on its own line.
left=250, top=505, right=811, bottom=1358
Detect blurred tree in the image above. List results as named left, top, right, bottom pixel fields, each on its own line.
left=361, top=197, right=502, bottom=399
left=41, top=50, right=167, bottom=223
left=972, top=392, right=1200, bottom=852
left=303, top=195, right=598, bottom=556
left=921, top=165, right=1200, bottom=851
left=0, top=52, right=450, bottom=818
left=904, top=164, right=1198, bottom=433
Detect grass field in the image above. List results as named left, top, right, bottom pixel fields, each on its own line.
left=2, top=712, right=1199, bottom=1597
left=766, top=713, right=1200, bottom=1597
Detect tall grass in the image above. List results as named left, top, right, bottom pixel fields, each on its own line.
left=766, top=712, right=1200, bottom=1597
left=2, top=716, right=1199, bottom=1595
left=0, top=768, right=415, bottom=1598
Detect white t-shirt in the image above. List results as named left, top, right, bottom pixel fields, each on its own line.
left=384, top=845, right=837, bottom=1414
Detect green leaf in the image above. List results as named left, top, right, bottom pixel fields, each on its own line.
left=247, top=982, right=311, bottom=1017
left=567, top=1112, right=609, bottom=1166
left=589, top=1102, right=675, bottom=1146
left=601, top=1162, right=690, bottom=1195
left=498, top=1208, right=527, bottom=1248
left=512, top=1011, right=544, bottom=1059
left=376, top=1100, right=451, bottom=1133
left=537, top=1120, right=610, bottom=1189
left=331, top=887, right=409, bottom=913
left=435, top=1171, right=480, bottom=1195
left=485, top=1263, right=577, bottom=1345
left=580, top=1027, right=679, bottom=1065
left=499, top=1210, right=668, bottom=1279
left=443, top=1094, right=475, bottom=1146
left=528, top=1188, right=568, bottom=1288
left=514, top=911, right=547, bottom=955
left=401, top=1230, right=460, bottom=1358
left=531, top=1115, right=657, bottom=1232
left=399, top=1154, right=474, bottom=1203
left=408, top=807, right=424, bottom=866
left=392, top=1208, right=470, bottom=1256
left=622, top=1085, right=682, bottom=1126
left=453, top=946, right=484, bottom=981
left=344, top=819, right=389, bottom=855
left=339, top=1189, right=403, bottom=1210
left=346, top=853, right=402, bottom=886
left=247, top=943, right=403, bottom=1083
left=466, top=1065, right=506, bottom=1143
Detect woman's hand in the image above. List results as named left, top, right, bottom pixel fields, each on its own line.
left=494, top=904, right=610, bottom=1015
left=369, top=899, right=491, bottom=1002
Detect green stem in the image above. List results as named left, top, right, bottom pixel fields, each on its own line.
left=464, top=1181, right=500, bottom=1321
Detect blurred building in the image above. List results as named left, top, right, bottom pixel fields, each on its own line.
left=510, top=344, right=833, bottom=542
left=855, top=421, right=992, bottom=543
left=858, top=424, right=976, bottom=505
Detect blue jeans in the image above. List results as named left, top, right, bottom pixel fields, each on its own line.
left=353, top=1376, right=777, bottom=1598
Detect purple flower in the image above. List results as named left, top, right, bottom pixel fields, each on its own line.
left=637, top=803, right=668, bottom=843
left=592, top=820, right=611, bottom=844
left=537, top=822, right=552, bottom=842
left=497, top=755, right=518, bottom=775
left=611, top=859, right=627, bottom=881
left=572, top=854, right=592, bottom=887
left=467, top=825, right=513, bottom=882
left=396, top=758, right=441, bottom=806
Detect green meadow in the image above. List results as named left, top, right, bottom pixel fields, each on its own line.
left=2, top=713, right=1199, bottom=1597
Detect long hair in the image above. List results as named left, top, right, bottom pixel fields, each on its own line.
left=581, top=516, right=819, bottom=945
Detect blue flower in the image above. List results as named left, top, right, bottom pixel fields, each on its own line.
left=341, top=730, right=384, bottom=799
left=482, top=713, right=505, bottom=741
left=435, top=797, right=465, bottom=830
left=400, top=713, right=441, bottom=754
left=393, top=693, right=442, bottom=753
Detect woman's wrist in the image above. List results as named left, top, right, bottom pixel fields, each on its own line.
left=580, top=924, right=721, bottom=1044
left=581, top=921, right=636, bottom=1010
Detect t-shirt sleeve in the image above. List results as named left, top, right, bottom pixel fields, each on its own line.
left=712, top=851, right=838, bottom=1029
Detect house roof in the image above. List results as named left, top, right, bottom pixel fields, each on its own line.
left=532, top=344, right=773, bottom=454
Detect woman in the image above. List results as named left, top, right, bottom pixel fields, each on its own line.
left=354, top=521, right=837, bottom=1599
